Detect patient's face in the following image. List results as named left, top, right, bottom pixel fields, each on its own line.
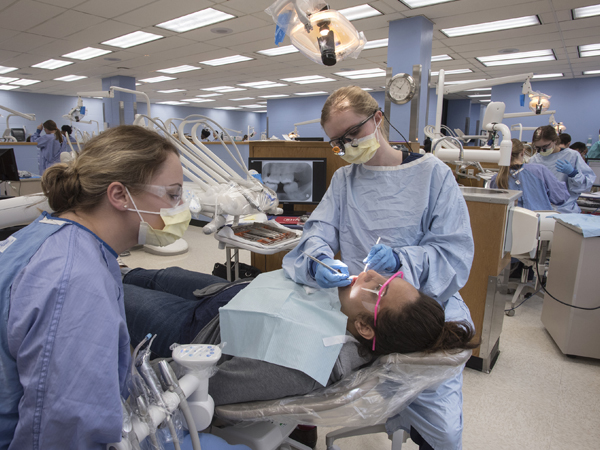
left=338, top=270, right=418, bottom=321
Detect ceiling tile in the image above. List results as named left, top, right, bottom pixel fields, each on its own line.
left=1, top=0, right=64, bottom=32
left=0, top=33, right=55, bottom=53
left=115, top=0, right=213, bottom=27
left=30, top=10, right=106, bottom=38
left=36, top=0, right=87, bottom=8
left=74, top=0, right=157, bottom=19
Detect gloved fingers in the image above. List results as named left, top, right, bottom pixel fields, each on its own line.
left=315, top=265, right=351, bottom=288
left=364, top=244, right=392, bottom=270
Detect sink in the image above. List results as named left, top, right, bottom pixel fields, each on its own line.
left=460, top=187, right=509, bottom=195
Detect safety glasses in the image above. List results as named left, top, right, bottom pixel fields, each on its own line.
left=328, top=111, right=376, bottom=155
left=533, top=142, right=554, bottom=152
left=139, top=184, right=183, bottom=208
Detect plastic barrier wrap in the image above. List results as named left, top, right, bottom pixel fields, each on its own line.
left=215, top=349, right=471, bottom=429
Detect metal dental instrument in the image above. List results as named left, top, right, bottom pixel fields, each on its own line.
left=302, top=252, right=343, bottom=275
left=363, top=237, right=381, bottom=272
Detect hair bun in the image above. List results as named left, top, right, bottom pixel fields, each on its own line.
left=42, top=163, right=82, bottom=213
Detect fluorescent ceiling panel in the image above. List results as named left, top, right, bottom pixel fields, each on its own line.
left=62, top=47, right=112, bottom=60
left=281, top=75, right=335, bottom=84
left=361, top=87, right=373, bottom=91
left=215, top=106, right=242, bottom=110
left=468, top=94, right=491, bottom=98
left=240, top=104, right=264, bottom=108
left=583, top=70, right=600, bottom=75
left=363, top=39, right=388, bottom=50
left=157, top=101, right=188, bottom=105
left=0, top=85, right=19, bottom=90
left=257, top=101, right=267, bottom=104
left=431, top=69, right=472, bottom=76
left=444, top=79, right=486, bottom=85
left=339, top=4, right=382, bottom=21
left=102, top=31, right=163, bottom=49
left=259, top=94, right=289, bottom=98
left=238, top=81, right=287, bottom=88
left=477, top=49, right=555, bottom=67
left=0, top=77, right=19, bottom=83
left=157, top=89, right=186, bottom=93
left=480, top=99, right=491, bottom=103
left=54, top=75, right=87, bottom=81
left=9, top=79, right=41, bottom=86
left=200, top=55, right=253, bottom=66
left=157, top=65, right=200, bottom=74
left=431, top=54, right=452, bottom=62
left=180, top=98, right=215, bottom=103
left=196, top=93, right=222, bottom=97
left=295, top=91, right=328, bottom=96
left=156, top=8, right=235, bottom=33
left=578, top=43, right=600, bottom=58
left=254, top=110, right=267, bottom=113
left=466, top=87, right=491, bottom=91
left=334, top=68, right=386, bottom=79
left=532, top=73, right=563, bottom=79
left=442, top=15, right=540, bottom=37
left=32, top=59, right=73, bottom=70
left=257, top=45, right=299, bottom=56
left=0, top=66, right=18, bottom=74
left=230, top=97, right=255, bottom=101
left=400, top=0, right=455, bottom=8
left=138, top=76, right=176, bottom=83
left=572, top=5, right=600, bottom=19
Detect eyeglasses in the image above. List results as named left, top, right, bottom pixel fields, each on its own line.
left=362, top=270, right=404, bottom=352
left=328, top=111, right=377, bottom=156
left=533, top=142, right=554, bottom=152
left=140, top=184, right=183, bottom=207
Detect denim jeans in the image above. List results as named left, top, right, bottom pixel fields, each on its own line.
left=123, top=267, right=229, bottom=358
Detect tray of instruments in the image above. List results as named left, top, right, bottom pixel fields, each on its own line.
left=214, top=220, right=302, bottom=254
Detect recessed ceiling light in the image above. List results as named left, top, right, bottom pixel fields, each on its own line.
left=32, top=59, right=73, bottom=70
left=431, top=54, right=452, bottom=62
left=468, top=94, right=491, bottom=98
left=102, top=31, right=163, bottom=49
left=10, top=79, right=41, bottom=86
left=257, top=45, right=299, bottom=56
left=334, top=68, right=386, bottom=79
left=157, top=101, right=189, bottom=105
left=281, top=75, right=335, bottom=84
left=431, top=69, right=473, bottom=76
left=532, top=73, right=564, bottom=79
left=202, top=86, right=247, bottom=93
left=259, top=94, right=289, bottom=98
left=339, top=4, right=382, bottom=21
left=466, top=87, right=492, bottom=91
left=441, top=15, right=540, bottom=37
left=157, top=65, right=200, bottom=74
left=196, top=93, right=222, bottom=97
left=156, top=8, right=235, bottom=33
left=138, top=76, right=176, bottom=83
left=444, top=79, right=486, bottom=85
left=180, top=98, right=215, bottom=103
left=238, top=81, right=287, bottom=89
left=257, top=101, right=267, bottom=104
left=295, top=91, right=328, bottom=96
left=62, top=47, right=112, bottom=60
left=230, top=97, right=255, bottom=101
left=400, top=0, right=455, bottom=8
left=583, top=69, right=600, bottom=75
left=477, top=49, right=555, bottom=67
left=0, top=76, right=19, bottom=83
left=240, top=104, right=265, bottom=108
left=215, top=106, right=242, bottom=110
left=200, top=55, right=253, bottom=66
left=363, top=38, right=388, bottom=50
left=254, top=110, right=267, bottom=113
left=361, top=87, right=373, bottom=91
left=573, top=5, right=600, bottom=19
left=578, top=43, right=600, bottom=58
left=480, top=99, right=491, bottom=103
left=54, top=75, right=87, bottom=82
left=0, top=85, right=19, bottom=90
left=135, top=83, right=142, bottom=86
left=0, top=65, right=18, bottom=74
left=157, top=89, right=187, bottom=93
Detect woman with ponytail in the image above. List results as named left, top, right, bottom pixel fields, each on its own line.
left=490, top=138, right=569, bottom=211
left=30, top=119, right=64, bottom=174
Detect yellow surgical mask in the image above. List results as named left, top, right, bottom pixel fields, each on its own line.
left=340, top=118, right=381, bottom=164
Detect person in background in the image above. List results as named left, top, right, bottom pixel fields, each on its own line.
left=570, top=142, right=588, bottom=160
left=201, top=128, right=211, bottom=140
left=587, top=130, right=600, bottom=159
left=490, top=139, right=569, bottom=210
left=31, top=120, right=63, bottom=174
left=558, top=133, right=571, bottom=150
left=61, top=124, right=78, bottom=153
left=529, top=125, right=596, bottom=213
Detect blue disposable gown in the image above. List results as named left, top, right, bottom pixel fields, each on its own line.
left=490, top=163, right=570, bottom=211
left=587, top=141, right=600, bottom=159
left=1, top=213, right=131, bottom=449
left=529, top=149, right=596, bottom=213
left=283, top=154, right=475, bottom=449
left=31, top=129, right=63, bottom=174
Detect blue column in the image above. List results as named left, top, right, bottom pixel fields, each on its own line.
left=101, top=76, right=136, bottom=127
left=387, top=16, right=433, bottom=143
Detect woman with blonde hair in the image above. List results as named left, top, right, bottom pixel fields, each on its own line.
left=0, top=125, right=191, bottom=449
left=31, top=119, right=64, bottom=174
left=282, top=86, right=475, bottom=450
left=491, top=138, right=569, bottom=210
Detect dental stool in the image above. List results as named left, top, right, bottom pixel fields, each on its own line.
left=211, top=350, right=471, bottom=450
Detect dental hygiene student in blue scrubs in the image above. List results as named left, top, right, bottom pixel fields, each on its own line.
left=283, top=86, right=475, bottom=450
left=0, top=126, right=192, bottom=449
left=529, top=125, right=596, bottom=213
left=30, top=120, right=63, bottom=174
left=490, top=139, right=570, bottom=210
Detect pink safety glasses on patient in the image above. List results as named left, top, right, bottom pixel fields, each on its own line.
left=362, top=270, right=404, bottom=351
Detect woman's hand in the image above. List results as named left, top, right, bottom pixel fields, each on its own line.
left=314, top=258, right=351, bottom=288
left=37, top=123, right=43, bottom=131
left=363, top=244, right=400, bottom=273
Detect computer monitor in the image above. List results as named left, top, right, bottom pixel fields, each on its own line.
left=0, top=148, right=19, bottom=182
left=248, top=157, right=327, bottom=214
left=10, top=128, right=26, bottom=142
left=588, top=158, right=600, bottom=187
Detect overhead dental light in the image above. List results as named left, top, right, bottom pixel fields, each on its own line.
left=284, top=118, right=320, bottom=140
left=63, top=97, right=86, bottom=122
left=528, top=92, right=550, bottom=114
left=548, top=114, right=566, bottom=133
left=265, top=0, right=367, bottom=66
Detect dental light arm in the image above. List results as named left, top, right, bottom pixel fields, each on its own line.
left=1, top=105, right=35, bottom=141
left=78, top=87, right=152, bottom=120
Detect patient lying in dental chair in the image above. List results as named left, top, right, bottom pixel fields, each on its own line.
left=123, top=267, right=477, bottom=407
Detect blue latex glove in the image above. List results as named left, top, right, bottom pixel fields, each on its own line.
left=363, top=244, right=400, bottom=273
left=556, top=159, right=575, bottom=175
left=313, top=257, right=351, bottom=288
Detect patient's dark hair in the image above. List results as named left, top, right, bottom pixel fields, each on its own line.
left=356, top=292, right=479, bottom=356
